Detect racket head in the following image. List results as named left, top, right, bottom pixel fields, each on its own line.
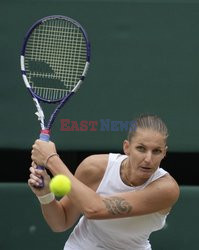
left=20, top=15, right=90, bottom=103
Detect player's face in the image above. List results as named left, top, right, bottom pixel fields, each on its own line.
left=123, top=128, right=167, bottom=180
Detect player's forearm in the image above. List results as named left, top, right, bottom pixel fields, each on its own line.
left=41, top=200, right=68, bottom=232
left=47, top=157, right=105, bottom=218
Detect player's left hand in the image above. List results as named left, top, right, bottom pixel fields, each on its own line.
left=28, top=161, right=51, bottom=196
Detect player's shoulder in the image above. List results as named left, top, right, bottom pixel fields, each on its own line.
left=148, top=172, right=180, bottom=202
left=158, top=173, right=179, bottom=191
left=74, top=154, right=109, bottom=188
left=83, top=154, right=109, bottom=166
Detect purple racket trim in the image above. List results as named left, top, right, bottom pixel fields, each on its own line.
left=21, top=73, right=67, bottom=105
left=21, top=78, right=75, bottom=130
left=21, top=15, right=91, bottom=61
left=21, top=68, right=86, bottom=104
left=20, top=15, right=90, bottom=104
left=46, top=92, right=75, bottom=129
left=21, top=15, right=91, bottom=189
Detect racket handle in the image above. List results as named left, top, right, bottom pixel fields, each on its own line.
left=36, top=129, right=50, bottom=188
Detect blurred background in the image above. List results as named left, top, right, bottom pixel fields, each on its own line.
left=1, top=0, right=199, bottom=185
left=1, top=0, right=199, bottom=249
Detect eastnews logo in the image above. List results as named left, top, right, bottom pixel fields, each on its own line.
left=60, top=119, right=136, bottom=132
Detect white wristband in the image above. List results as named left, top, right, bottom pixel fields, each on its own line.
left=37, top=192, right=55, bottom=205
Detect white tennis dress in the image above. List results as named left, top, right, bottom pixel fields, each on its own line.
left=64, top=153, right=168, bottom=250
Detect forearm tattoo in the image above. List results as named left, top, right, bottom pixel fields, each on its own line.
left=102, top=196, right=132, bottom=216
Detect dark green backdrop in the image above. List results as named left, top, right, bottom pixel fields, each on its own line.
left=1, top=0, right=199, bottom=152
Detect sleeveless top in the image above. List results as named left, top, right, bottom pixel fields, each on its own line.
left=64, top=153, right=168, bottom=250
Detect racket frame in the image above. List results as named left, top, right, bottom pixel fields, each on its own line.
left=20, top=15, right=91, bottom=130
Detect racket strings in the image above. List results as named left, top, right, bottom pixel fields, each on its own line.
left=32, top=87, right=68, bottom=100
left=25, top=18, right=87, bottom=100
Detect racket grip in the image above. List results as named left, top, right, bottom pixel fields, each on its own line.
left=36, top=129, right=50, bottom=188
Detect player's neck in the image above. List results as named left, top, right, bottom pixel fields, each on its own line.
left=120, top=159, right=148, bottom=187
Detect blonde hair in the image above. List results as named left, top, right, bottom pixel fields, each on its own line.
left=128, top=114, right=168, bottom=142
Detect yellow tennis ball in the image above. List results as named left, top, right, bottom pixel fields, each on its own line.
left=49, top=175, right=71, bottom=197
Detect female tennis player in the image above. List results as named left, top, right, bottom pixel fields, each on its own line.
left=29, top=114, right=180, bottom=250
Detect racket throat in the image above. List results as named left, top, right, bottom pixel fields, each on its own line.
left=33, top=97, right=45, bottom=128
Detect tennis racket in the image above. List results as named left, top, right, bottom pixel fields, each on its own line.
left=20, top=15, right=90, bottom=187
